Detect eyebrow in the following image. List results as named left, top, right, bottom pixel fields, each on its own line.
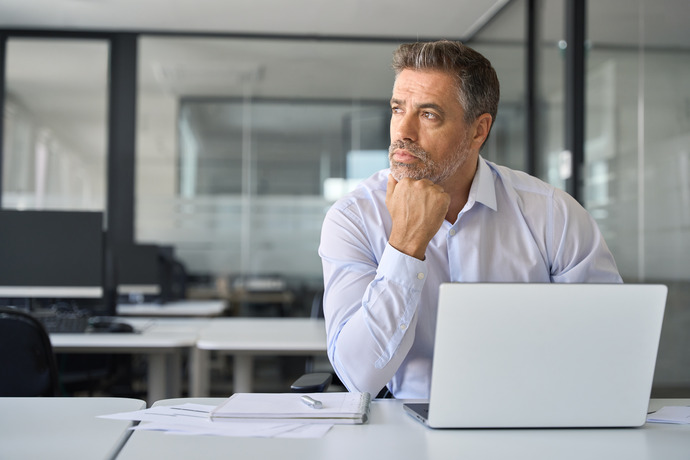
left=390, top=98, right=446, bottom=116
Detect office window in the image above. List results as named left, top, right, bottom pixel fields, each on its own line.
left=135, top=34, right=531, bottom=285
left=177, top=99, right=389, bottom=196
left=2, top=39, right=108, bottom=211
left=530, top=0, right=568, bottom=186
left=135, top=37, right=395, bottom=283
left=584, top=0, right=690, bottom=395
left=526, top=0, right=690, bottom=395
left=471, top=0, right=528, bottom=172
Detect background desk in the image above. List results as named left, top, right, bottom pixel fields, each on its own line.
left=117, top=398, right=690, bottom=460
left=0, top=397, right=145, bottom=460
left=226, top=288, right=295, bottom=316
left=50, top=318, right=210, bottom=404
left=192, top=318, right=326, bottom=395
left=117, top=300, right=227, bottom=317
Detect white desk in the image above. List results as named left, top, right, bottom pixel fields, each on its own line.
left=51, top=318, right=211, bottom=405
left=0, top=397, right=145, bottom=460
left=116, top=398, right=690, bottom=460
left=192, top=318, right=327, bottom=395
left=117, top=300, right=227, bottom=317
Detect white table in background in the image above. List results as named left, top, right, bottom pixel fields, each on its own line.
left=50, top=318, right=211, bottom=405
left=116, top=398, right=690, bottom=460
left=0, top=397, right=145, bottom=460
left=192, top=318, right=327, bottom=395
left=117, top=300, right=227, bottom=317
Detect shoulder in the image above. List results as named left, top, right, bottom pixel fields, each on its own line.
left=486, top=159, right=556, bottom=199
left=320, top=169, right=391, bottom=256
left=327, top=169, right=389, bottom=219
left=486, top=159, right=584, bottom=209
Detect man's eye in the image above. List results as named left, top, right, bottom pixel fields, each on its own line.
left=422, top=112, right=437, bottom=120
left=391, top=106, right=403, bottom=114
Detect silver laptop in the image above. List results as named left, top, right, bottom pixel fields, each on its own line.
left=404, top=283, right=667, bottom=428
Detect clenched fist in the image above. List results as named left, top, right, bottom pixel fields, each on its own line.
left=386, top=174, right=451, bottom=260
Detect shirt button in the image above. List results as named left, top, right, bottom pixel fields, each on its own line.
left=417, top=272, right=425, bottom=280
left=400, top=324, right=408, bottom=331
left=449, top=229, right=456, bottom=236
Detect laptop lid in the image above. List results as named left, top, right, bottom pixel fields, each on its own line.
left=408, top=283, right=667, bottom=428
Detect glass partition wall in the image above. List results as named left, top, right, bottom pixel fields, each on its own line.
left=135, top=36, right=528, bottom=290
left=582, top=3, right=690, bottom=396
left=476, top=0, right=690, bottom=395
left=3, top=0, right=688, bottom=394
left=1, top=31, right=529, bottom=301
left=135, top=38, right=397, bottom=290
left=2, top=38, right=108, bottom=211
left=524, top=0, right=690, bottom=395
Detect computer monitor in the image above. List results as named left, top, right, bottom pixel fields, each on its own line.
left=0, top=209, right=105, bottom=300
left=116, top=244, right=162, bottom=301
left=157, top=245, right=187, bottom=302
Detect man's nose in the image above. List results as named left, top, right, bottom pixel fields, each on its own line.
left=392, top=113, right=418, bottom=142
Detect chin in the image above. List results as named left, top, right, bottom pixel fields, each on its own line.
left=390, top=164, right=421, bottom=182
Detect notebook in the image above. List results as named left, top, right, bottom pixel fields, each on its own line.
left=210, top=392, right=371, bottom=424
left=404, top=283, right=667, bottom=428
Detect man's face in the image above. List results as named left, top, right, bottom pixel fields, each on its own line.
left=389, top=69, right=473, bottom=186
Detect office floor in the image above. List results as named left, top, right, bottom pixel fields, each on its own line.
left=651, top=280, right=690, bottom=398
left=56, top=354, right=145, bottom=398
left=57, top=354, right=324, bottom=399
left=57, top=349, right=688, bottom=400
left=206, top=355, right=313, bottom=395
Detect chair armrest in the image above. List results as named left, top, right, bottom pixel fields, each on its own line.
left=290, top=372, right=333, bottom=393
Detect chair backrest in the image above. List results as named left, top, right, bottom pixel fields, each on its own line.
left=310, top=290, right=324, bottom=319
left=0, top=307, right=59, bottom=396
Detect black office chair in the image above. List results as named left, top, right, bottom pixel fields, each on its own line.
left=291, top=290, right=337, bottom=393
left=303, top=289, right=327, bottom=373
left=0, top=306, right=59, bottom=396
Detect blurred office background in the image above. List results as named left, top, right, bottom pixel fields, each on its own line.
left=1, top=0, right=688, bottom=395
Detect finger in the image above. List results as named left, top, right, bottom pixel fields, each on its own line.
left=386, top=174, right=398, bottom=203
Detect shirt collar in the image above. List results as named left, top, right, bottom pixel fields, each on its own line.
left=466, top=156, right=498, bottom=212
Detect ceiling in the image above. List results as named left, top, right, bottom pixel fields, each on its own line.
left=1, top=0, right=688, bottom=46
left=1, top=0, right=688, bottom=167
left=0, top=0, right=511, bottom=39
left=0, top=0, right=516, bottom=163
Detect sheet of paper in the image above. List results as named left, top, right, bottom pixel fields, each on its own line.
left=131, top=419, right=332, bottom=438
left=646, top=406, right=690, bottom=424
left=99, top=404, right=333, bottom=438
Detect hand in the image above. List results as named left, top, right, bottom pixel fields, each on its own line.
left=385, top=174, right=451, bottom=260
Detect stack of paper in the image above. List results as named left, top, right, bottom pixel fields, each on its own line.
left=210, top=392, right=371, bottom=424
left=99, top=392, right=371, bottom=438
left=646, top=406, right=690, bottom=424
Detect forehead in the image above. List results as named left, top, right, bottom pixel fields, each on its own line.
left=392, top=69, right=459, bottom=104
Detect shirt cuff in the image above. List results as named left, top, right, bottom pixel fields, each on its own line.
left=377, top=243, right=428, bottom=291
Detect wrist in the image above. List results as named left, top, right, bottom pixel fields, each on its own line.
left=388, top=235, right=427, bottom=261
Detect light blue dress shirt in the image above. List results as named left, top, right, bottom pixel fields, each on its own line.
left=319, top=157, right=622, bottom=399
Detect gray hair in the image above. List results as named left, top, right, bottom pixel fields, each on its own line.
left=392, top=40, right=500, bottom=128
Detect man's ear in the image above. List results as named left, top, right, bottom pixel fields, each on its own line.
left=471, top=113, right=493, bottom=149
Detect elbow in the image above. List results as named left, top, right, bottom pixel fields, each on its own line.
left=329, top=339, right=408, bottom=397
left=331, top=352, right=391, bottom=397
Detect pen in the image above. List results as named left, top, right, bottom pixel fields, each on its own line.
left=301, top=395, right=323, bottom=409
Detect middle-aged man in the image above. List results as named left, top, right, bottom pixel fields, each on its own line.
left=318, top=40, right=622, bottom=399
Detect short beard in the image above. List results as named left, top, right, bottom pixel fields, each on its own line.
left=388, top=138, right=471, bottom=185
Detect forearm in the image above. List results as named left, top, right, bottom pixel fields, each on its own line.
left=321, top=242, right=426, bottom=395
left=331, top=304, right=419, bottom=395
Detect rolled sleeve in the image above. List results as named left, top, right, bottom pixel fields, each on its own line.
left=368, top=244, right=427, bottom=368
left=319, top=185, right=429, bottom=394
